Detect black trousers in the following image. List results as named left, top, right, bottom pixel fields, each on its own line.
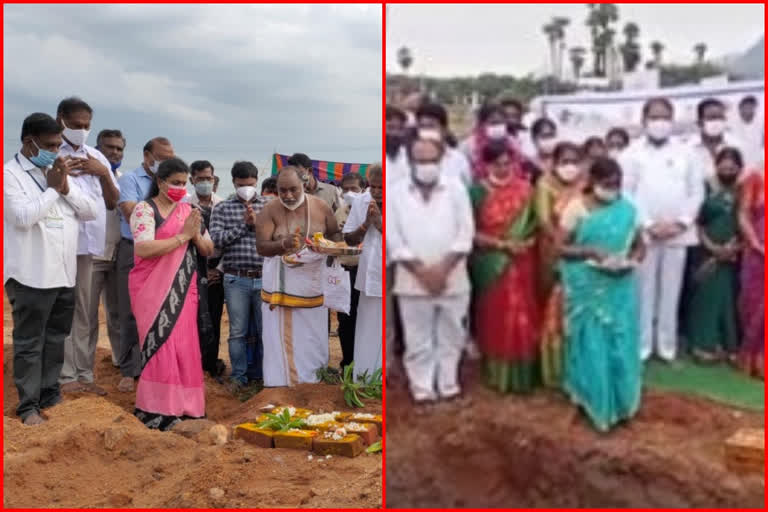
left=207, top=279, right=225, bottom=370
left=6, top=279, right=75, bottom=420
left=337, top=266, right=360, bottom=369
left=116, top=239, right=141, bottom=378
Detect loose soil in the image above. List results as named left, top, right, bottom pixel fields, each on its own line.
left=385, top=361, right=764, bottom=508
left=3, top=297, right=381, bottom=508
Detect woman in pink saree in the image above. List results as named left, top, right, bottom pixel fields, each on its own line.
left=129, top=158, right=214, bottom=430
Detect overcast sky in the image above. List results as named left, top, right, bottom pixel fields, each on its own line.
left=387, top=3, right=764, bottom=77
left=4, top=4, right=382, bottom=191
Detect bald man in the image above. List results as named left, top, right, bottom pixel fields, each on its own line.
left=255, top=166, right=342, bottom=387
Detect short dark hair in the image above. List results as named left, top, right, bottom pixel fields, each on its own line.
left=96, top=129, right=125, bottom=147
left=407, top=137, right=444, bottom=161
left=287, top=153, right=313, bottom=169
left=606, top=127, right=630, bottom=146
left=589, top=157, right=622, bottom=183
left=341, top=173, right=364, bottom=188
left=231, top=161, right=259, bottom=180
left=416, top=102, right=449, bottom=128
left=553, top=141, right=583, bottom=163
left=642, top=97, right=674, bottom=118
left=583, top=136, right=606, bottom=152
left=143, top=137, right=171, bottom=154
left=477, top=103, right=505, bottom=124
left=499, top=97, right=524, bottom=113
left=481, top=140, right=510, bottom=164
left=190, top=160, right=214, bottom=176
left=20, top=113, right=62, bottom=142
left=740, top=95, right=758, bottom=107
left=367, top=163, right=382, bottom=181
left=715, top=146, right=744, bottom=169
left=57, top=97, right=93, bottom=118
left=531, top=117, right=557, bottom=138
left=697, top=97, right=725, bottom=121
left=147, top=157, right=189, bottom=199
left=386, top=105, right=407, bottom=124
left=261, top=176, right=278, bottom=194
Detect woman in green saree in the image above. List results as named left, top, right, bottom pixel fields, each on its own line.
left=684, top=147, right=743, bottom=363
left=470, top=141, right=540, bottom=394
left=557, top=158, right=645, bottom=432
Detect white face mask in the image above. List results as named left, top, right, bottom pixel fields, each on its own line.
left=646, top=119, right=673, bottom=141
left=594, top=186, right=619, bottom=203
left=413, top=163, right=441, bottom=185
left=703, top=119, right=726, bottom=138
left=280, top=190, right=305, bottom=211
left=536, top=136, right=558, bottom=154
left=149, top=154, right=166, bottom=174
left=418, top=128, right=442, bottom=142
left=236, top=185, right=258, bottom=202
left=342, top=191, right=361, bottom=207
left=485, top=123, right=507, bottom=140
left=555, top=163, right=582, bottom=183
left=61, top=120, right=90, bottom=148
left=608, top=149, right=622, bottom=160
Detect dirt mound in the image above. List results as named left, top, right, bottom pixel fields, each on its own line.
left=385, top=362, right=764, bottom=508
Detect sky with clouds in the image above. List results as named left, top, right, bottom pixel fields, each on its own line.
left=4, top=4, right=382, bottom=191
left=387, top=3, right=764, bottom=77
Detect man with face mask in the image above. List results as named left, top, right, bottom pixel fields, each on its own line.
left=386, top=105, right=411, bottom=186
left=89, top=129, right=127, bottom=370
left=344, top=164, right=384, bottom=379
left=115, top=136, right=175, bottom=392
left=689, top=98, right=746, bottom=189
left=620, top=97, right=704, bottom=364
left=416, top=102, right=471, bottom=185
left=54, top=98, right=120, bottom=397
left=4, top=113, right=98, bottom=425
left=388, top=138, right=475, bottom=405
left=287, top=152, right=341, bottom=213
left=730, top=95, right=764, bottom=169
left=255, top=166, right=342, bottom=387
left=209, top=161, right=267, bottom=391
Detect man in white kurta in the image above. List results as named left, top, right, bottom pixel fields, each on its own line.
left=343, top=167, right=383, bottom=379
left=620, top=99, right=705, bottom=362
left=388, top=138, right=475, bottom=402
left=729, top=95, right=764, bottom=169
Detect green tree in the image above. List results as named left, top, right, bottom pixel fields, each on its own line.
left=397, top=46, right=413, bottom=74
left=570, top=46, right=587, bottom=81
left=620, top=22, right=642, bottom=72
left=586, top=3, right=619, bottom=76
left=650, top=40, right=665, bottom=68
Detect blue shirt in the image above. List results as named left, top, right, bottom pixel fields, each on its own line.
left=117, top=166, right=154, bottom=239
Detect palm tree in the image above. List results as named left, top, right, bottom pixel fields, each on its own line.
left=552, top=17, right=571, bottom=80
left=542, top=22, right=560, bottom=79
left=650, top=41, right=665, bottom=68
left=570, top=46, right=587, bottom=82
left=693, top=43, right=708, bottom=64
left=397, top=46, right=413, bottom=74
left=620, top=22, right=642, bottom=72
left=586, top=3, right=620, bottom=77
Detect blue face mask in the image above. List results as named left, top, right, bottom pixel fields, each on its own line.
left=110, top=161, right=122, bottom=172
left=29, top=139, right=57, bottom=168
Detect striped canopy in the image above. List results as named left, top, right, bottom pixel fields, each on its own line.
left=271, top=153, right=371, bottom=183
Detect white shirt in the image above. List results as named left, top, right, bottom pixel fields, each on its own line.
left=387, top=175, right=475, bottom=296
left=620, top=137, right=705, bottom=246
left=343, top=191, right=382, bottom=297
left=442, top=147, right=471, bottom=185
left=729, top=116, right=764, bottom=169
left=58, top=141, right=119, bottom=257
left=94, top=169, right=123, bottom=262
left=688, top=132, right=746, bottom=187
left=4, top=152, right=98, bottom=289
left=386, top=147, right=410, bottom=187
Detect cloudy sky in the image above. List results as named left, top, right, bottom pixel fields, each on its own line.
left=387, top=3, right=764, bottom=77
left=4, top=4, right=382, bottom=192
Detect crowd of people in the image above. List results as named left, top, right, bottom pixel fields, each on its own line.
left=386, top=92, right=764, bottom=432
left=4, top=96, right=383, bottom=429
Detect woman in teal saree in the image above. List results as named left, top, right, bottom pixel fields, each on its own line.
left=557, top=158, right=645, bottom=432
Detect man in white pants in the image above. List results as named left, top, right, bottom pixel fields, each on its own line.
left=388, top=137, right=475, bottom=403
left=620, top=97, right=705, bottom=362
left=344, top=165, right=383, bottom=379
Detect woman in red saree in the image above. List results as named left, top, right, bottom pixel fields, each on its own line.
left=738, top=166, right=764, bottom=379
left=129, top=158, right=215, bottom=430
left=470, top=141, right=540, bottom=393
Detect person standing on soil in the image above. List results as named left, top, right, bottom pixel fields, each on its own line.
left=187, top=160, right=226, bottom=378
left=388, top=137, right=475, bottom=404
left=683, top=148, right=743, bottom=364
left=55, top=97, right=120, bottom=397
left=4, top=113, right=98, bottom=425
left=255, top=166, right=342, bottom=387
left=129, top=158, right=214, bottom=430
left=335, top=172, right=365, bottom=371
left=344, top=165, right=383, bottom=379
left=90, top=129, right=127, bottom=369
left=209, top=161, right=267, bottom=392
left=620, top=97, right=704, bottom=363
left=557, top=158, right=645, bottom=432
left=116, top=137, right=176, bottom=393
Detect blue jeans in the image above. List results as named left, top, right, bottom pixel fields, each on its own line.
left=223, top=275, right=263, bottom=385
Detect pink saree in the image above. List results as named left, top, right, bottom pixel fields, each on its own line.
left=129, top=201, right=205, bottom=430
